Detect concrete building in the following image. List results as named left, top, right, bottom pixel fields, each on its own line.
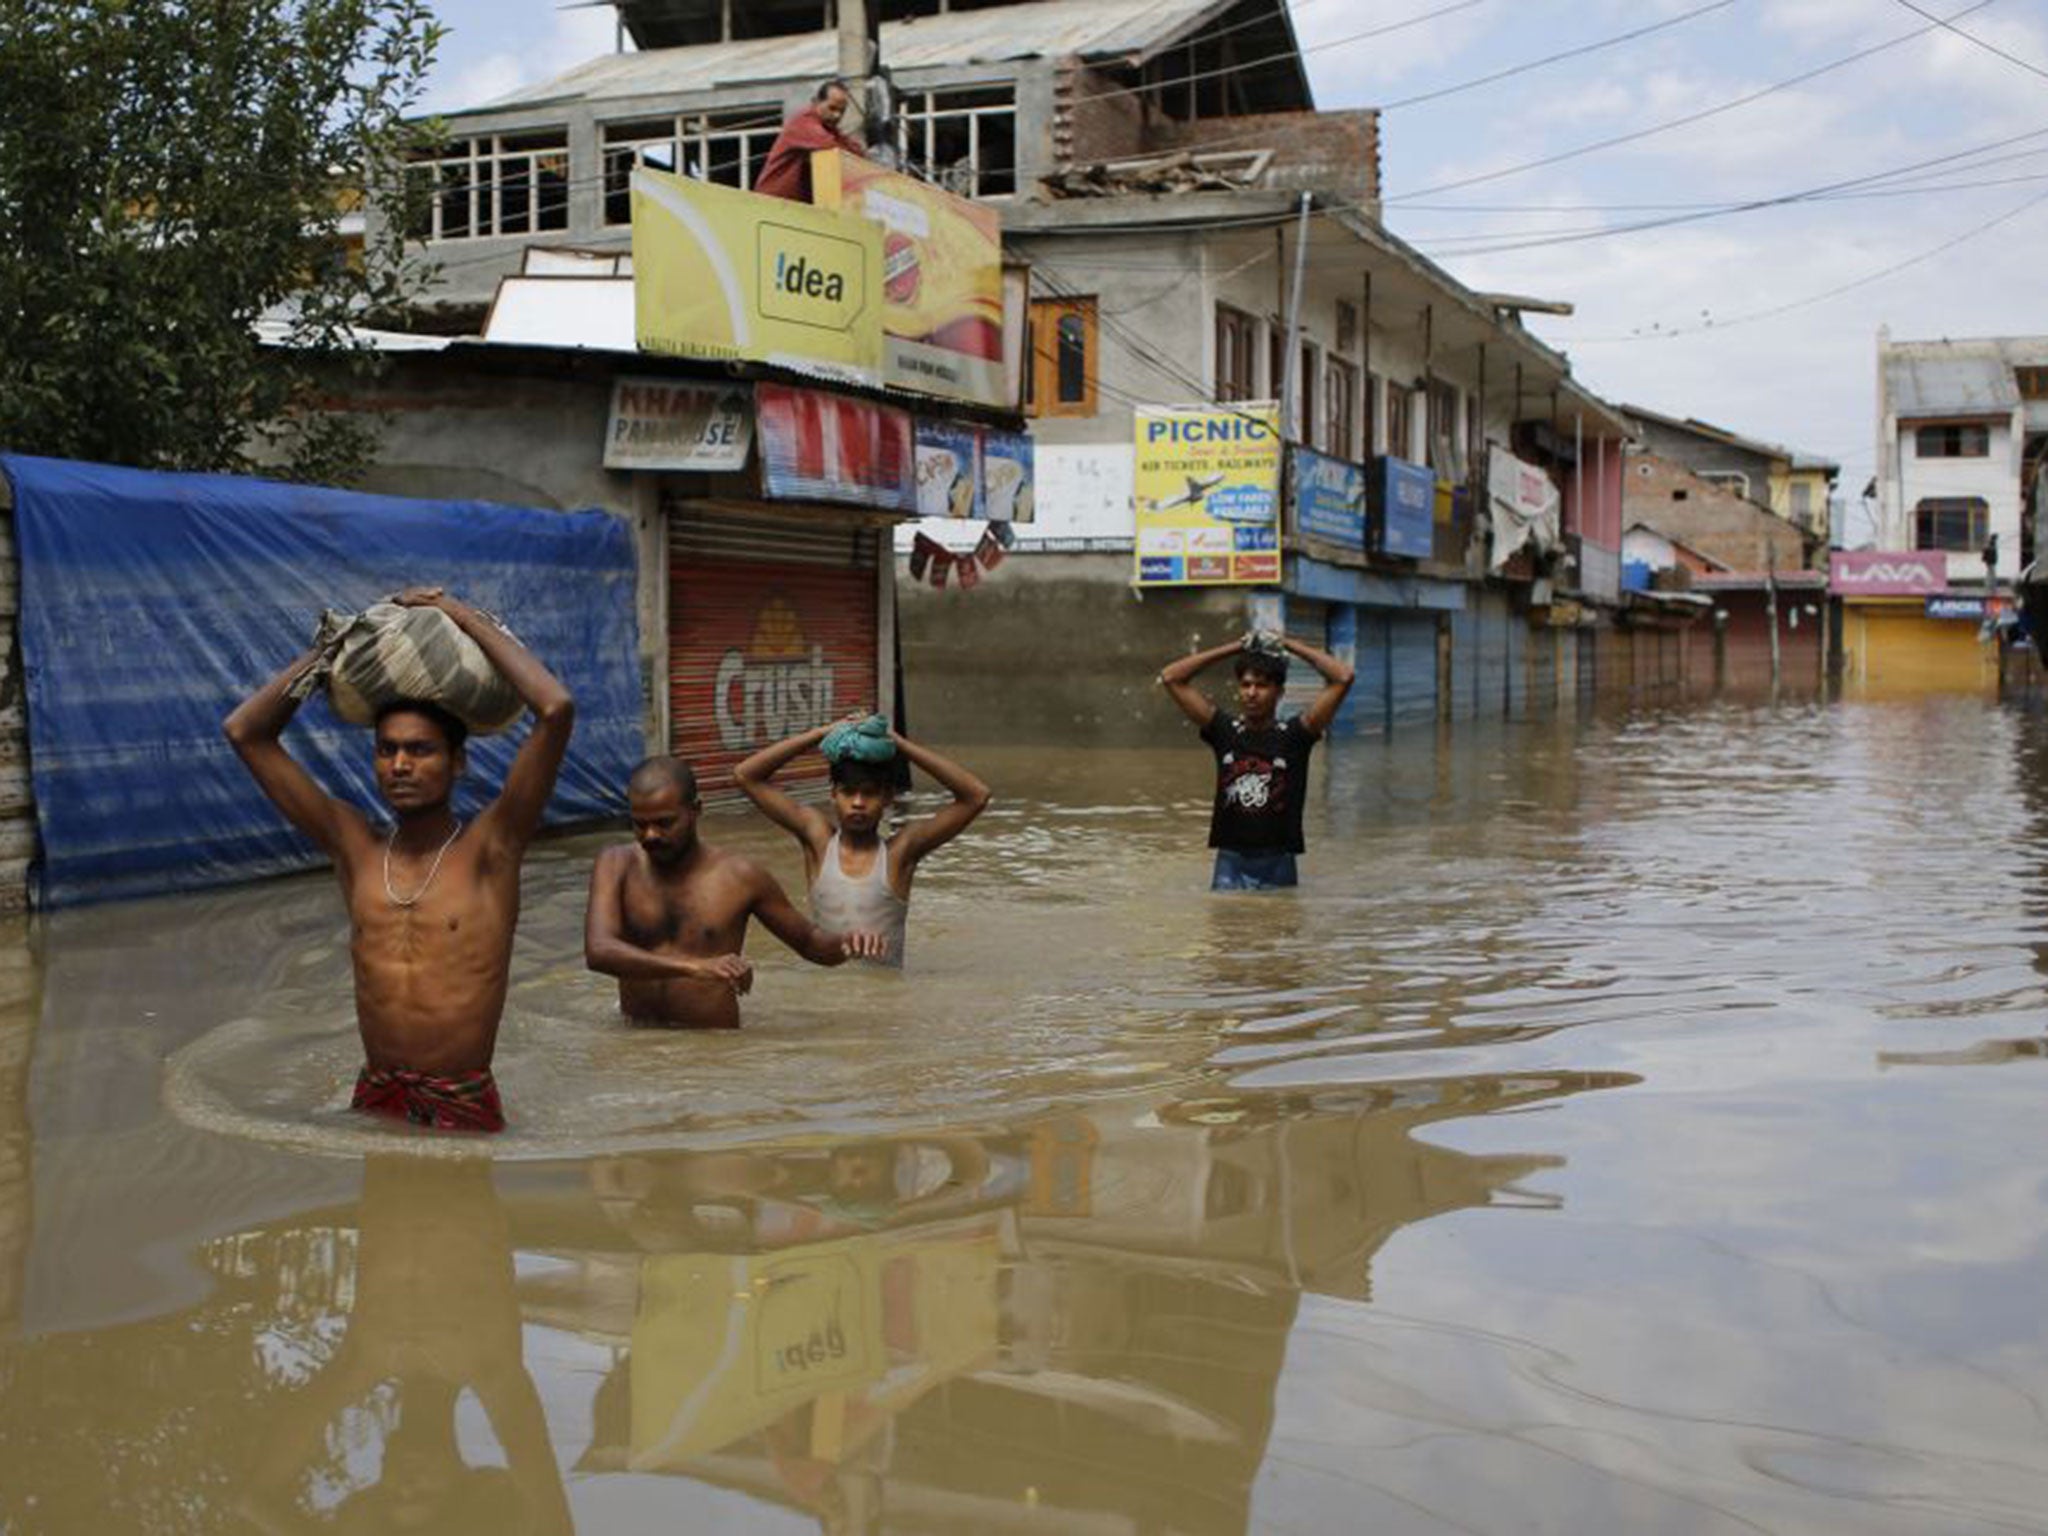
left=379, top=0, right=1670, bottom=750
left=1620, top=453, right=1826, bottom=691
left=1620, top=402, right=1839, bottom=543
left=1874, top=328, right=2048, bottom=585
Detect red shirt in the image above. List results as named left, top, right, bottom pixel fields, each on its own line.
left=753, top=105, right=864, bottom=203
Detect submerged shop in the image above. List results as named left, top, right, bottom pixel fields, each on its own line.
left=1832, top=549, right=2000, bottom=692
left=618, top=376, right=1028, bottom=799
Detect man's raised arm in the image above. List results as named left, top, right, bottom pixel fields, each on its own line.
left=223, top=648, right=368, bottom=857
left=1156, top=639, right=1240, bottom=729
left=394, top=588, right=575, bottom=844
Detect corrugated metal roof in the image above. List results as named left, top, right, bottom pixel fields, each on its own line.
left=1887, top=353, right=2018, bottom=419
left=461, top=0, right=1232, bottom=113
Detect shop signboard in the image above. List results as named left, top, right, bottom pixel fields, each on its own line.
left=1291, top=446, right=1366, bottom=549
left=1370, top=455, right=1435, bottom=559
left=915, top=419, right=983, bottom=519
left=981, top=428, right=1035, bottom=523
left=812, top=150, right=1005, bottom=407
left=1830, top=550, right=1948, bottom=596
left=631, top=166, right=883, bottom=384
left=1926, top=594, right=1988, bottom=620
left=756, top=382, right=915, bottom=513
left=1133, top=403, right=1282, bottom=587
left=603, top=378, right=753, bottom=472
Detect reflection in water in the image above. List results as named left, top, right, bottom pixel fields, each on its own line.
left=240, top=1159, right=571, bottom=1534
left=9, top=699, right=2048, bottom=1532
left=0, top=918, right=35, bottom=1339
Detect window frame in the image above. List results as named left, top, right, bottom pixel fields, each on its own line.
left=1028, top=295, right=1098, bottom=418
left=1214, top=303, right=1258, bottom=404
left=407, top=130, right=571, bottom=242
left=600, top=106, right=781, bottom=224
left=895, top=85, right=1018, bottom=198
left=1914, top=496, right=1989, bottom=551
left=1914, top=423, right=1991, bottom=459
left=1325, top=356, right=1357, bottom=461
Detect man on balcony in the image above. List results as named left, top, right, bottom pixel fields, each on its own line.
left=755, top=79, right=866, bottom=203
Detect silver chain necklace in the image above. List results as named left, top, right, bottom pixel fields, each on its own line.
left=383, top=819, right=464, bottom=908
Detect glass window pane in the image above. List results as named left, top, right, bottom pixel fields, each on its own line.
left=1057, top=312, right=1088, bottom=403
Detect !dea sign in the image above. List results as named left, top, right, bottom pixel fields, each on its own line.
left=632, top=166, right=882, bottom=383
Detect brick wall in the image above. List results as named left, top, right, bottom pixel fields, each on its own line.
left=1624, top=451, right=1815, bottom=573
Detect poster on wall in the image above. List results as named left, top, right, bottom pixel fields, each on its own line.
left=1132, top=403, right=1282, bottom=587
left=812, top=150, right=1005, bottom=407
left=1291, top=446, right=1366, bottom=549
left=756, top=382, right=915, bottom=513
left=915, top=419, right=983, bottom=519
left=631, top=166, right=882, bottom=384
left=1371, top=455, right=1435, bottom=559
left=981, top=429, right=1035, bottom=523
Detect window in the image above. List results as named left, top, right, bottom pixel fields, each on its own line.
left=1915, top=497, right=1988, bottom=551
left=896, top=86, right=1016, bottom=197
left=602, top=107, right=780, bottom=223
left=1335, top=299, right=1358, bottom=356
left=1297, top=340, right=1319, bottom=446
left=1790, top=481, right=1813, bottom=521
left=1028, top=296, right=1096, bottom=417
left=1214, top=304, right=1258, bottom=402
left=407, top=131, right=569, bottom=241
left=1915, top=424, right=1990, bottom=458
left=2016, top=366, right=2048, bottom=399
left=1699, top=470, right=1751, bottom=500
left=1386, top=382, right=1413, bottom=461
left=1428, top=379, right=1459, bottom=472
left=1325, top=358, right=1358, bottom=460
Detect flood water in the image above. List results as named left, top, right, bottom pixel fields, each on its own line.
left=4, top=695, right=2048, bottom=1534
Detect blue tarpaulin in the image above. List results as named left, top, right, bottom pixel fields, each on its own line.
left=3, top=453, right=643, bottom=907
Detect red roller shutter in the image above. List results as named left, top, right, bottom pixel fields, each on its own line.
left=669, top=503, right=880, bottom=800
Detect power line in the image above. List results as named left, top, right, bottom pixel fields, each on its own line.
left=1382, top=0, right=2000, bottom=202
left=1887, top=0, right=2048, bottom=85
left=1377, top=0, right=1740, bottom=113
left=1551, top=185, right=2048, bottom=345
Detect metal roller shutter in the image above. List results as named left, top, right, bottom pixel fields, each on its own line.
left=1282, top=597, right=1330, bottom=720
left=1454, top=597, right=1511, bottom=720
left=668, top=503, right=880, bottom=800
left=1386, top=612, right=1438, bottom=727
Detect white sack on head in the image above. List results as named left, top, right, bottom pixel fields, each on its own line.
left=291, top=602, right=524, bottom=735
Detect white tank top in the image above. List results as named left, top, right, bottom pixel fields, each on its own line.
left=810, top=833, right=908, bottom=968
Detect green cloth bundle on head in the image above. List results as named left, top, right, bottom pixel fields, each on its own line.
left=820, top=715, right=896, bottom=764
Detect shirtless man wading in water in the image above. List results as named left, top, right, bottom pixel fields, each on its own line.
left=584, top=757, right=885, bottom=1028
left=224, top=587, right=574, bottom=1132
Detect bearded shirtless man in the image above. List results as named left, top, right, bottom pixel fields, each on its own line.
left=584, top=757, right=884, bottom=1028
left=224, top=587, right=574, bottom=1132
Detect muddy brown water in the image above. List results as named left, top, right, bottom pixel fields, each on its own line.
left=2, top=696, right=2047, bottom=1533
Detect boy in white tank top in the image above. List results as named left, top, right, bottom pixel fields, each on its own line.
left=734, top=716, right=990, bottom=968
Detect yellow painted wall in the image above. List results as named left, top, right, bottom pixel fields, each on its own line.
left=1842, top=602, right=1996, bottom=694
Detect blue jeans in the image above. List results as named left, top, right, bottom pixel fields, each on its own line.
left=1211, top=848, right=1299, bottom=891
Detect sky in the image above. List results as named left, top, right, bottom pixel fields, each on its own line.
left=418, top=0, right=2048, bottom=539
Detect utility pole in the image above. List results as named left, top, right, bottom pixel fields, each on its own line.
left=1278, top=192, right=1311, bottom=439
left=838, top=0, right=881, bottom=142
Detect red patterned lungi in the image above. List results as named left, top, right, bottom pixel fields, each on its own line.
left=351, top=1064, right=506, bottom=1133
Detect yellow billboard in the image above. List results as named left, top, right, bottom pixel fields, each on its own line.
left=631, top=165, right=883, bottom=384
left=626, top=1220, right=1001, bottom=1468
left=1133, top=403, right=1283, bottom=586
left=811, top=150, right=1005, bottom=407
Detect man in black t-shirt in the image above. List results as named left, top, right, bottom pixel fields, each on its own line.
left=1158, top=630, right=1356, bottom=890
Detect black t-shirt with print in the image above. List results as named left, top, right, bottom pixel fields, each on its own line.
left=1199, top=712, right=1315, bottom=853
